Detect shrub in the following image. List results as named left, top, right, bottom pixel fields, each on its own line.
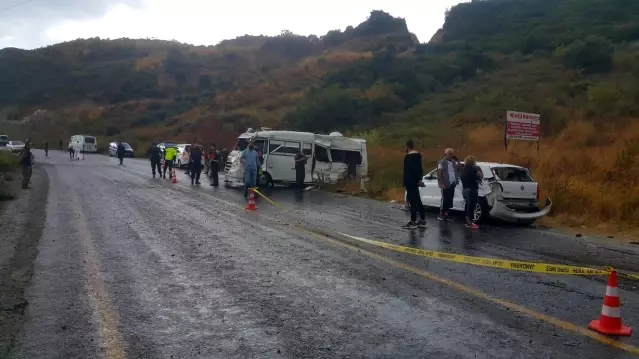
left=0, top=151, right=19, bottom=172
left=558, top=35, right=614, bottom=73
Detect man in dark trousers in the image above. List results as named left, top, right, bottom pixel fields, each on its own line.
left=294, top=150, right=307, bottom=189
left=402, top=140, right=426, bottom=229
left=437, top=148, right=460, bottom=221
left=116, top=141, right=126, bottom=165
left=148, top=142, right=162, bottom=178
left=189, top=144, right=203, bottom=185
left=163, top=145, right=177, bottom=179
left=68, top=143, right=75, bottom=159
left=208, top=143, right=221, bottom=187
left=44, top=141, right=49, bottom=157
left=19, top=142, right=33, bottom=189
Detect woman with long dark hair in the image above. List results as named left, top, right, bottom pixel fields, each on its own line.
left=460, top=156, right=483, bottom=229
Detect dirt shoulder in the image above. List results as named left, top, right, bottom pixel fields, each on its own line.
left=0, top=165, right=48, bottom=357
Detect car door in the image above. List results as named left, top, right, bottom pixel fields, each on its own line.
left=419, top=168, right=441, bottom=207
left=266, top=139, right=299, bottom=182
left=312, top=143, right=332, bottom=183
left=302, top=142, right=313, bottom=183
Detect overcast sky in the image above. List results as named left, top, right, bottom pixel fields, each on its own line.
left=0, top=0, right=467, bottom=50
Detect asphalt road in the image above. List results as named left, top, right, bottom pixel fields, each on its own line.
left=6, top=151, right=639, bottom=359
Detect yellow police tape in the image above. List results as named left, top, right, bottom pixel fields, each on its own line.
left=251, top=188, right=287, bottom=211
left=245, top=188, right=639, bottom=281
left=339, top=232, right=639, bottom=281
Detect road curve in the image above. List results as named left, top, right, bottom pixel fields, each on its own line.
left=8, top=151, right=639, bottom=359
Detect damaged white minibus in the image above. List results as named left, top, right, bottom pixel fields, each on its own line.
left=223, top=128, right=368, bottom=188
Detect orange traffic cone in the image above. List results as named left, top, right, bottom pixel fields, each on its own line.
left=589, top=271, right=632, bottom=336
left=171, top=169, right=177, bottom=184
left=245, top=188, right=257, bottom=211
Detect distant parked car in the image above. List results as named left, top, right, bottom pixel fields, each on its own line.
left=108, top=142, right=135, bottom=157
left=6, top=141, right=25, bottom=153
left=405, top=161, right=552, bottom=224
left=176, top=144, right=191, bottom=168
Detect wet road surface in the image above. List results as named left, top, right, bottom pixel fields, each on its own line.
left=10, top=151, right=639, bottom=358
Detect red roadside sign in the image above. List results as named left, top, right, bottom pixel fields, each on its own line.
left=506, top=111, right=540, bottom=141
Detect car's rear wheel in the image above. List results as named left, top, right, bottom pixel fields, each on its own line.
left=473, top=197, right=492, bottom=224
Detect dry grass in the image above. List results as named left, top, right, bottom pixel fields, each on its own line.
left=366, top=120, right=639, bottom=232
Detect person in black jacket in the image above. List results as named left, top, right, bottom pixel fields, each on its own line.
left=208, top=143, right=221, bottom=187
left=460, top=156, right=483, bottom=229
left=189, top=144, right=203, bottom=185
left=402, top=140, right=426, bottom=229
left=116, top=141, right=126, bottom=165
left=148, top=143, right=162, bottom=178
left=19, top=143, right=33, bottom=189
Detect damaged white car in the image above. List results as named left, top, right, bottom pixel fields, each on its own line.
left=406, top=162, right=552, bottom=224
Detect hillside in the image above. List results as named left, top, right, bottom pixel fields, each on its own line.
left=0, top=10, right=417, bottom=147
left=3, top=1, right=639, bottom=233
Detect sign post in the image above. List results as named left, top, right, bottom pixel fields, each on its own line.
left=504, top=111, right=540, bottom=151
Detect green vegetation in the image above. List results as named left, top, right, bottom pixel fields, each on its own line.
left=2, top=0, right=639, bottom=230
left=0, top=151, right=18, bottom=172
left=0, top=152, right=19, bottom=201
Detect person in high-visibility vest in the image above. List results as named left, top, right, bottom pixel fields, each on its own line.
left=162, top=146, right=178, bottom=179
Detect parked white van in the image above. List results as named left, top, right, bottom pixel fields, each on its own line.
left=70, top=135, right=98, bottom=153
left=224, top=129, right=368, bottom=187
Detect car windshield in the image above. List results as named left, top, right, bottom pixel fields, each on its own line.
left=11, top=141, right=24, bottom=146
left=491, top=167, right=533, bottom=182
left=121, top=143, right=132, bottom=149
left=84, top=137, right=96, bottom=144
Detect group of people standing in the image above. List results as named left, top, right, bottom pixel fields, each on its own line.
left=238, top=142, right=308, bottom=199
left=147, top=143, right=226, bottom=186
left=402, top=141, right=483, bottom=230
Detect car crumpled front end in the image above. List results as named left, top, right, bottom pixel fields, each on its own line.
left=484, top=182, right=552, bottom=223
left=223, top=151, right=244, bottom=188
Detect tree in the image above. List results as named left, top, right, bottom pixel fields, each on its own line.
left=559, top=35, right=614, bottom=73
left=198, top=74, right=211, bottom=89
left=284, top=88, right=373, bottom=132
